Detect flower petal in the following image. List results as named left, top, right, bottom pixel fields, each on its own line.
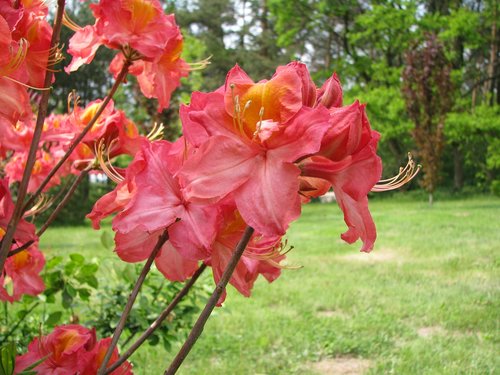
left=169, top=204, right=219, bottom=260
left=234, top=154, right=301, bottom=236
left=266, top=106, right=330, bottom=162
left=179, top=136, right=258, bottom=202
left=155, top=241, right=199, bottom=282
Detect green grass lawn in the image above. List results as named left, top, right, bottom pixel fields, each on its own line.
left=41, top=196, right=500, bottom=374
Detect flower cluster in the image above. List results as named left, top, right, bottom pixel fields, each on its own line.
left=0, top=177, right=43, bottom=302
left=90, top=62, right=382, bottom=304
left=65, top=0, right=189, bottom=111
left=0, top=1, right=389, bottom=370
left=15, top=324, right=132, bottom=374
left=0, top=0, right=57, bottom=153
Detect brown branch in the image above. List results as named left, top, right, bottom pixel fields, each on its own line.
left=23, top=60, right=131, bottom=213
left=36, top=164, right=92, bottom=238
left=164, top=226, right=255, bottom=375
left=97, top=230, right=170, bottom=375
left=7, top=240, right=34, bottom=258
left=0, top=0, right=66, bottom=273
left=104, top=264, right=208, bottom=374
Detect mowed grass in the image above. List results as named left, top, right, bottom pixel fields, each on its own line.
left=40, top=196, right=500, bottom=374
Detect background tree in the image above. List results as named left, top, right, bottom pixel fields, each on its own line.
left=403, top=34, right=453, bottom=204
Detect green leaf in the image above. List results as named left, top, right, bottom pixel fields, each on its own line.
left=86, top=275, right=98, bottom=289
left=78, top=288, right=91, bottom=300
left=45, top=311, right=63, bottom=326
left=65, top=284, right=77, bottom=298
left=80, top=263, right=98, bottom=276
left=100, top=231, right=114, bottom=250
left=69, top=254, right=85, bottom=264
left=63, top=261, right=78, bottom=276
left=62, top=289, right=73, bottom=309
left=46, top=256, right=63, bottom=270
left=0, top=342, right=16, bottom=375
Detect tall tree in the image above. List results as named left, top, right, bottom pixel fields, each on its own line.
left=403, top=34, right=453, bottom=203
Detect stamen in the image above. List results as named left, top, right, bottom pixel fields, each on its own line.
left=252, top=106, right=265, bottom=140
left=188, top=56, right=211, bottom=71
left=23, top=195, right=54, bottom=218
left=371, top=152, right=421, bottom=192
left=1, top=75, right=52, bottom=91
left=95, top=140, right=125, bottom=183
left=67, top=90, right=81, bottom=115
left=146, top=122, right=165, bottom=141
left=62, top=12, right=82, bottom=31
left=243, top=238, right=302, bottom=270
left=0, top=39, right=28, bottom=76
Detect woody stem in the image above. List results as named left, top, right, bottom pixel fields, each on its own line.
left=164, top=226, right=255, bottom=375
left=104, top=264, right=207, bottom=374
left=0, top=0, right=66, bottom=274
left=97, top=230, right=169, bottom=375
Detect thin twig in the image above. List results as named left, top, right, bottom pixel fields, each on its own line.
left=165, top=226, right=255, bottom=375
left=36, top=165, right=92, bottom=237
left=23, top=59, right=131, bottom=213
left=0, top=0, right=66, bottom=274
left=105, top=264, right=207, bottom=374
left=97, top=230, right=170, bottom=375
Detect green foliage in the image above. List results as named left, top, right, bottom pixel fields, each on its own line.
left=1, top=243, right=211, bottom=358
left=85, top=262, right=210, bottom=351
left=43, top=253, right=99, bottom=309
left=0, top=343, right=15, bottom=375
left=446, top=104, right=500, bottom=188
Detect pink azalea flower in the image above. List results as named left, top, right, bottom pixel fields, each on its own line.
left=0, top=0, right=56, bottom=87
left=69, top=98, right=142, bottom=157
left=66, top=0, right=189, bottom=111
left=300, top=101, right=382, bottom=252
left=80, top=337, right=133, bottom=375
left=0, top=177, right=37, bottom=246
left=89, top=138, right=219, bottom=261
left=5, top=149, right=61, bottom=193
left=114, top=228, right=199, bottom=282
left=15, top=325, right=96, bottom=374
left=0, top=77, right=32, bottom=146
left=87, top=145, right=148, bottom=230
left=179, top=64, right=331, bottom=236
left=0, top=245, right=45, bottom=303
left=316, top=72, right=343, bottom=109
left=204, top=204, right=284, bottom=305
left=16, top=325, right=133, bottom=374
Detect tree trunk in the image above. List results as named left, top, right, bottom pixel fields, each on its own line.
left=453, top=144, right=464, bottom=191
left=487, top=0, right=498, bottom=105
